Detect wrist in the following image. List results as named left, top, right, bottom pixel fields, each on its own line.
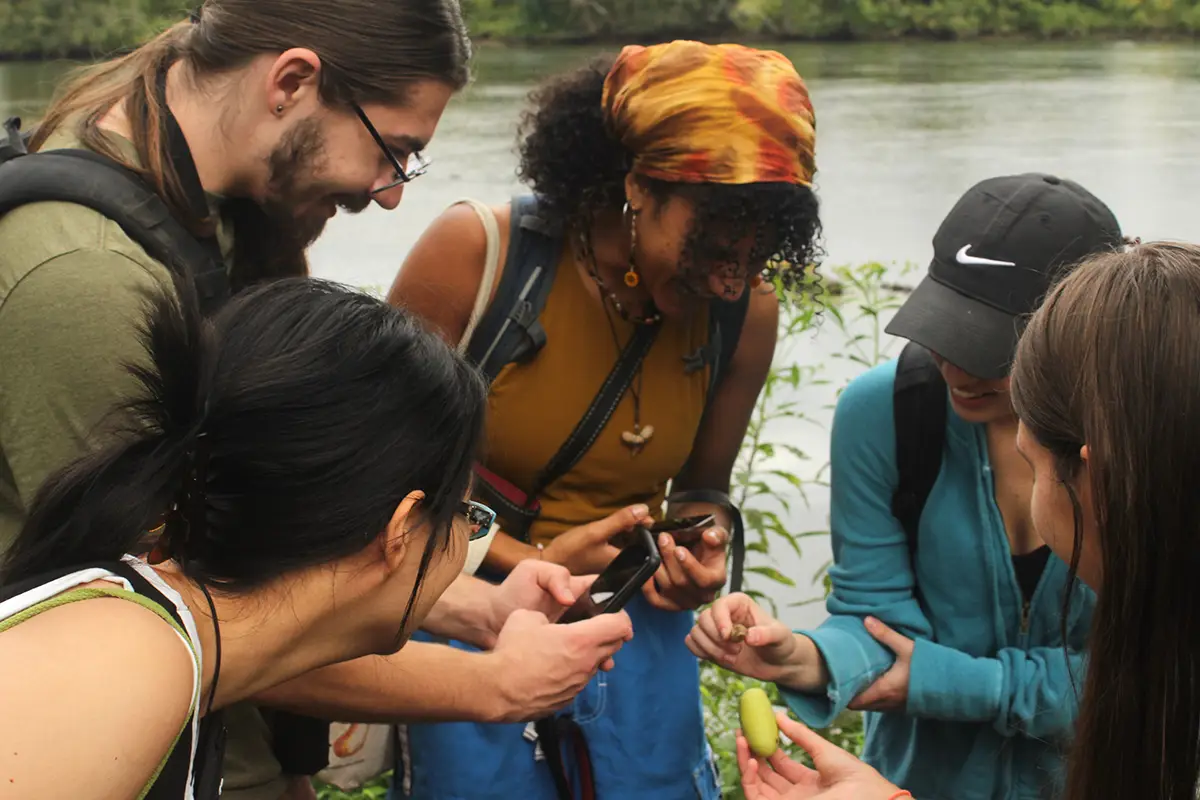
left=774, top=633, right=829, bottom=692
left=458, top=582, right=500, bottom=648
left=539, top=539, right=561, bottom=567
left=476, top=650, right=520, bottom=724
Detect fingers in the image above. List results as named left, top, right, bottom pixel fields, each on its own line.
left=570, top=608, right=634, bottom=645
left=567, top=574, right=597, bottom=601
left=504, top=608, right=551, bottom=631
left=708, top=595, right=791, bottom=654
left=766, top=747, right=819, bottom=785
left=847, top=679, right=886, bottom=712
left=754, top=759, right=795, bottom=795
left=712, top=592, right=761, bottom=637
left=735, top=733, right=755, bottom=784
left=745, top=618, right=793, bottom=649
left=674, top=543, right=725, bottom=594
left=739, top=755, right=782, bottom=800
left=691, top=525, right=729, bottom=564
left=775, top=711, right=857, bottom=772
left=642, top=573, right=685, bottom=612
left=685, top=621, right=734, bottom=667
left=695, top=607, right=726, bottom=643
left=711, top=595, right=737, bottom=637
left=692, top=609, right=741, bottom=663
left=587, top=504, right=651, bottom=543
left=864, top=616, right=915, bottom=657
left=656, top=532, right=692, bottom=590
left=540, top=564, right=580, bottom=607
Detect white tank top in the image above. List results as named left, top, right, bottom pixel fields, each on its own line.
left=0, top=555, right=204, bottom=798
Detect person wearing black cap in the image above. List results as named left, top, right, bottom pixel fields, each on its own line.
left=686, top=173, right=1125, bottom=799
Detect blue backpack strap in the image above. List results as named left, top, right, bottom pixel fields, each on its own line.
left=890, top=341, right=948, bottom=609
left=464, top=194, right=563, bottom=384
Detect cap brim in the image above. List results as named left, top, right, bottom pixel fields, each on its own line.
left=884, top=274, right=1020, bottom=380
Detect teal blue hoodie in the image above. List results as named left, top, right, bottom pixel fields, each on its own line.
left=784, top=358, right=1094, bottom=800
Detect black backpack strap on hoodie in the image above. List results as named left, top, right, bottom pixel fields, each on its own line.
left=890, top=342, right=948, bottom=608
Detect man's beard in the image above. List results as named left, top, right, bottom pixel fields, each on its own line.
left=261, top=117, right=372, bottom=251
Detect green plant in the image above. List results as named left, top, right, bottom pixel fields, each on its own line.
left=314, top=773, right=392, bottom=800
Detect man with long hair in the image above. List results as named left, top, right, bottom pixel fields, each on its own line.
left=0, top=4, right=637, bottom=798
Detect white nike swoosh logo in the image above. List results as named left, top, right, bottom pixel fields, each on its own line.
left=956, top=245, right=1016, bottom=267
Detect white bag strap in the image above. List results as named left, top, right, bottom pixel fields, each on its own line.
left=449, top=199, right=501, bottom=578
left=452, top=198, right=501, bottom=354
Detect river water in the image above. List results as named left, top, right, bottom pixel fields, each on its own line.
left=4, top=41, right=1200, bottom=627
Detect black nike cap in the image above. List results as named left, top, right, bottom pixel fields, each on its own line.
left=885, top=173, right=1123, bottom=380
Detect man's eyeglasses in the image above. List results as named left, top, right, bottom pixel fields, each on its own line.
left=459, top=500, right=497, bottom=542
left=350, top=101, right=431, bottom=196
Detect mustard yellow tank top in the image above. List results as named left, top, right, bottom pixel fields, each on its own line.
left=484, top=243, right=712, bottom=547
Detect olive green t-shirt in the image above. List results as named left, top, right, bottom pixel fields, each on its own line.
left=0, top=128, right=292, bottom=800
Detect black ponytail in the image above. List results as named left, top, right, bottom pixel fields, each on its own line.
left=2, top=273, right=487, bottom=600
left=1, top=279, right=211, bottom=584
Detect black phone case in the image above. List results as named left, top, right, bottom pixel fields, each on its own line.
left=558, top=527, right=662, bottom=623
left=601, top=527, right=662, bottom=613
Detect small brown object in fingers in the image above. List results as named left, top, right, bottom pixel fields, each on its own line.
left=729, top=623, right=749, bottom=643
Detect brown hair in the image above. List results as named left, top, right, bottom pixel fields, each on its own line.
left=1011, top=241, right=1200, bottom=800
left=32, top=0, right=471, bottom=284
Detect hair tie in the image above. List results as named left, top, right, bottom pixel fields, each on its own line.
left=185, top=431, right=212, bottom=541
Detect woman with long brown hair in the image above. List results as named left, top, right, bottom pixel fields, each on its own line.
left=719, top=240, right=1200, bottom=800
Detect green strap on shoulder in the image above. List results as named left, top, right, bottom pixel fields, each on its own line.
left=0, top=585, right=201, bottom=800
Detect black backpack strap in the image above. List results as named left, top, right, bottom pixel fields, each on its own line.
left=106, top=561, right=228, bottom=800
left=672, top=292, right=752, bottom=594
left=890, top=342, right=948, bottom=608
left=534, top=715, right=596, bottom=800
left=532, top=320, right=661, bottom=498
left=0, top=116, right=30, bottom=162
left=0, top=118, right=230, bottom=317
left=682, top=292, right=752, bottom=399
left=465, top=194, right=562, bottom=383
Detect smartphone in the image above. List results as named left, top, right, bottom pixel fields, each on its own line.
left=648, top=513, right=716, bottom=546
left=558, top=527, right=662, bottom=624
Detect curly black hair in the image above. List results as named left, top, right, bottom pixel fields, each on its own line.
left=516, top=55, right=824, bottom=297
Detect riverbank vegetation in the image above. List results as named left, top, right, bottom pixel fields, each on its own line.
left=4, top=0, right=1200, bottom=60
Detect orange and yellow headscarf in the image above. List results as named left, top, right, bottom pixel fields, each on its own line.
left=601, top=40, right=816, bottom=187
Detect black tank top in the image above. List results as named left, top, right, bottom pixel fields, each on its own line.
left=1012, top=545, right=1052, bottom=602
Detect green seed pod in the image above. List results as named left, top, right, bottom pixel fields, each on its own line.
left=739, top=687, right=779, bottom=758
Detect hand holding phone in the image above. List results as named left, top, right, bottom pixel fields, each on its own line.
left=558, top=527, right=662, bottom=625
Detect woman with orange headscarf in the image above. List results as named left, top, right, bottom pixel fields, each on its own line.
left=387, top=41, right=821, bottom=799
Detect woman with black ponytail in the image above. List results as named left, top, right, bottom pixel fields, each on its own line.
left=0, top=276, right=489, bottom=799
